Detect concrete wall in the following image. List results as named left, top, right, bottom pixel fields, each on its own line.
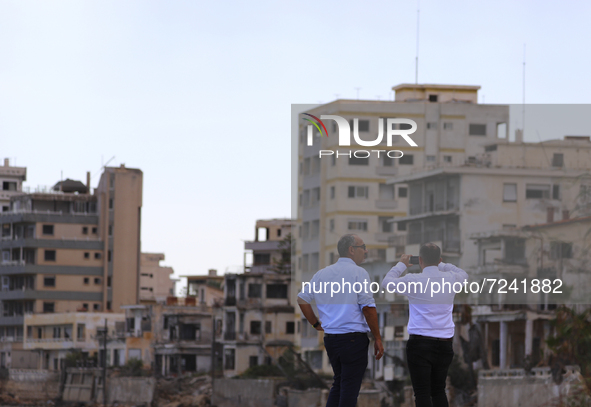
left=10, top=350, right=38, bottom=369
left=478, top=366, right=590, bottom=407
left=212, top=378, right=286, bottom=407
left=0, top=369, right=60, bottom=402
left=106, top=376, right=156, bottom=404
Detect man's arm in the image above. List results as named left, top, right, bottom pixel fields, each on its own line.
left=297, top=297, right=323, bottom=331
left=381, top=254, right=411, bottom=291
left=439, top=262, right=468, bottom=283
left=362, top=306, right=384, bottom=360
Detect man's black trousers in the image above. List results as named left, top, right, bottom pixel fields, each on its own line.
left=324, top=333, right=369, bottom=407
left=406, top=336, right=454, bottom=407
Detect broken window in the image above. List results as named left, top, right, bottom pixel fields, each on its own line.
left=469, top=124, right=487, bottom=136
left=286, top=322, right=295, bottom=334
left=250, top=321, right=261, bottom=334
left=552, top=153, right=564, bottom=167
left=504, top=238, right=526, bottom=264
left=526, top=184, right=550, bottom=199
left=248, top=283, right=262, bottom=298
left=224, top=349, right=235, bottom=370
left=266, top=284, right=288, bottom=299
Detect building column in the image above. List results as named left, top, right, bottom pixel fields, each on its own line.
left=500, top=321, right=508, bottom=369
left=525, top=319, right=533, bottom=357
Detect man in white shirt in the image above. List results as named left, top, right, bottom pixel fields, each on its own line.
left=298, top=234, right=384, bottom=407
left=381, top=243, right=468, bottom=407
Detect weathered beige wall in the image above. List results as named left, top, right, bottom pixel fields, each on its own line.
left=35, top=223, right=99, bottom=241
left=36, top=248, right=103, bottom=267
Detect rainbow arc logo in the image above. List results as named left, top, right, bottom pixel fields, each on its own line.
left=302, top=113, right=328, bottom=137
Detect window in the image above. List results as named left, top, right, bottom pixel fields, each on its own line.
left=250, top=321, right=261, bottom=334
left=397, top=221, right=407, bottom=231
left=92, top=227, right=97, bottom=234
left=94, top=278, right=101, bottom=285
left=550, top=242, right=573, bottom=259
left=265, top=321, right=272, bottom=334
left=2, top=181, right=17, bottom=191
left=552, top=153, right=564, bottom=167
left=77, top=324, right=85, bottom=340
left=42, top=225, right=54, bottom=235
left=348, top=221, right=368, bottom=231
left=82, top=227, right=88, bottom=235
left=330, top=186, right=335, bottom=199
left=426, top=155, right=436, bottom=162
left=108, top=250, right=112, bottom=262
left=248, top=283, right=262, bottom=298
left=505, top=238, right=525, bottom=264
left=329, top=219, right=334, bottom=232
left=286, top=322, right=295, bottom=334
left=428, top=94, right=438, bottom=102
left=107, top=301, right=111, bottom=311
left=348, top=186, right=368, bottom=199
left=503, top=183, right=517, bottom=202
left=349, top=156, right=369, bottom=165
left=398, top=187, right=408, bottom=198
left=53, top=327, right=61, bottom=339
left=399, top=154, right=414, bottom=165
left=44, top=277, right=56, bottom=287
left=426, top=122, right=437, bottom=129
left=43, top=302, right=55, bottom=313
left=526, top=184, right=550, bottom=199
left=267, top=284, right=288, bottom=299
left=383, top=155, right=394, bottom=167
left=350, top=119, right=370, bottom=132
left=443, top=155, right=452, bottom=163
left=249, top=356, right=258, bottom=367
left=107, top=277, right=111, bottom=287
left=108, top=199, right=113, bottom=209
left=84, top=252, right=90, bottom=259
left=552, top=185, right=561, bottom=200
left=93, top=304, right=100, bottom=311
left=443, top=122, right=453, bottom=130
left=94, top=253, right=101, bottom=260
left=379, top=217, right=393, bottom=233
left=82, top=303, right=88, bottom=310
left=83, top=278, right=89, bottom=284
left=469, top=124, right=487, bottom=136
left=108, top=225, right=113, bottom=236
left=253, top=254, right=270, bottom=265
left=44, top=250, right=56, bottom=261
left=224, top=349, right=235, bottom=370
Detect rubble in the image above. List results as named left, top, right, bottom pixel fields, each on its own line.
left=154, top=374, right=212, bottom=407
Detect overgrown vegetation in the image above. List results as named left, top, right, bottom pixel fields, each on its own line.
left=239, top=364, right=284, bottom=379
left=119, top=358, right=147, bottom=377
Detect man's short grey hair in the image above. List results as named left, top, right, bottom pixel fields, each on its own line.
left=419, top=242, right=441, bottom=266
left=337, top=234, right=357, bottom=257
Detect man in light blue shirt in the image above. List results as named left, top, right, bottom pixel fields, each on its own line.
left=298, top=234, right=383, bottom=407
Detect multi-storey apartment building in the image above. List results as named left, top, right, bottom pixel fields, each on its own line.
left=295, top=83, right=510, bottom=374
left=139, top=253, right=177, bottom=304
left=0, top=165, right=143, bottom=357
left=21, top=312, right=125, bottom=371
left=0, top=159, right=26, bottom=213
left=184, top=269, right=224, bottom=306
left=244, top=218, right=292, bottom=274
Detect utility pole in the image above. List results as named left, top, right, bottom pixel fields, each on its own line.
left=97, top=320, right=108, bottom=407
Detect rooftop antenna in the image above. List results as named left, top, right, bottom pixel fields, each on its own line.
left=355, top=87, right=361, bottom=100
left=415, top=0, right=420, bottom=84
left=522, top=44, right=526, bottom=135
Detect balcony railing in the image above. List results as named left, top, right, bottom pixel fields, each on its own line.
left=0, top=260, right=26, bottom=266
left=224, top=332, right=236, bottom=341
left=409, top=202, right=459, bottom=216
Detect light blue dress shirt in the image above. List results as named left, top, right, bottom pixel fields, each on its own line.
left=298, top=257, right=376, bottom=334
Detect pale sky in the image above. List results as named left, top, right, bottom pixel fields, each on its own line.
left=1, top=1, right=590, bottom=293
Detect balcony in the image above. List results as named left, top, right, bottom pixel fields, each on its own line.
left=409, top=201, right=459, bottom=216
left=244, top=241, right=281, bottom=251
left=376, top=166, right=398, bottom=176
left=224, top=332, right=236, bottom=341
left=375, top=200, right=398, bottom=209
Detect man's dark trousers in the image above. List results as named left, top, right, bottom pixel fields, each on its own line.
left=324, top=333, right=369, bottom=407
left=406, top=337, right=454, bottom=407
